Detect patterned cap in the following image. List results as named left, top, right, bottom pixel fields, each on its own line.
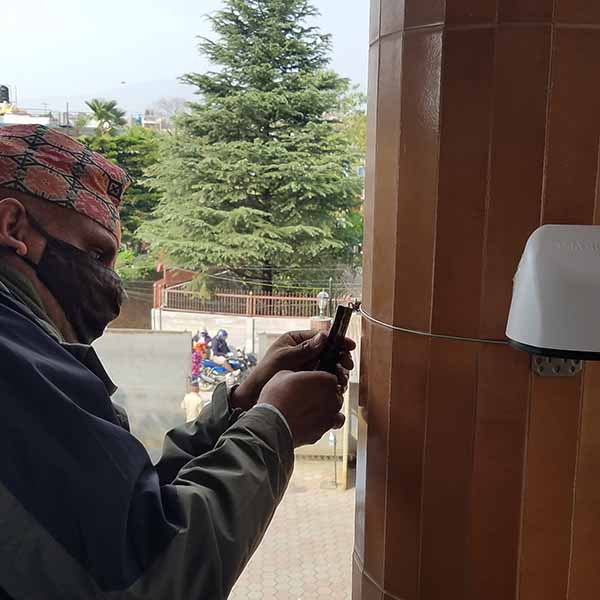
left=0, top=124, right=131, bottom=235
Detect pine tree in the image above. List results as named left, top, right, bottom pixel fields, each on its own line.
left=141, top=0, right=363, bottom=290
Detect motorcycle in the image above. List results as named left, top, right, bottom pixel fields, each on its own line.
left=226, top=350, right=258, bottom=378
left=199, top=350, right=257, bottom=389
left=198, top=362, right=234, bottom=390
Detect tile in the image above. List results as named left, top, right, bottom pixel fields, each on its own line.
left=446, top=0, right=497, bottom=25
left=356, top=321, right=370, bottom=563
left=405, top=0, right=445, bottom=28
left=362, top=574, right=384, bottom=600
left=370, top=0, right=381, bottom=44
left=381, top=0, right=405, bottom=36
left=353, top=556, right=364, bottom=598
left=542, top=28, right=600, bottom=225
left=371, top=33, right=403, bottom=324
left=567, top=362, right=600, bottom=599
left=518, top=375, right=583, bottom=600
left=354, top=401, right=368, bottom=563
left=383, top=332, right=429, bottom=600
left=432, top=28, right=495, bottom=337
left=420, top=339, right=479, bottom=600
left=363, top=325, right=393, bottom=581
left=499, top=0, right=553, bottom=21
left=555, top=1, right=600, bottom=25
left=479, top=26, right=551, bottom=339
left=229, top=461, right=355, bottom=599
left=465, top=345, right=530, bottom=600
left=393, top=29, right=442, bottom=332
left=363, top=42, right=380, bottom=315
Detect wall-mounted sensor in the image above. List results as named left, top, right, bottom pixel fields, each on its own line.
left=506, top=225, right=600, bottom=376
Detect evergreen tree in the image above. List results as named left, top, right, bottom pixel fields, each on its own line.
left=141, top=0, right=363, bottom=290
left=81, top=126, right=161, bottom=280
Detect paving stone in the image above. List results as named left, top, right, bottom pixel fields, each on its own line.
left=229, top=460, right=354, bottom=599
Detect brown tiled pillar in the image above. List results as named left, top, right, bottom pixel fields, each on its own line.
left=355, top=2, right=600, bottom=600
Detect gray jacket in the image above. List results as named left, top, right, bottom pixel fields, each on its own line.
left=0, top=267, right=294, bottom=599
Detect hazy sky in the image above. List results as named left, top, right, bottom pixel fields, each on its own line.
left=4, top=0, right=368, bottom=115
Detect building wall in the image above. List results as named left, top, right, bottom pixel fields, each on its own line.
left=356, top=3, right=600, bottom=600
left=93, top=330, right=191, bottom=462
left=110, top=282, right=155, bottom=330
left=95, top=325, right=354, bottom=460
left=151, top=309, right=312, bottom=355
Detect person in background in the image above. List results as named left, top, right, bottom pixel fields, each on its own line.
left=212, top=328, right=234, bottom=372
left=191, top=339, right=203, bottom=380
left=0, top=124, right=355, bottom=600
left=181, top=380, right=204, bottom=422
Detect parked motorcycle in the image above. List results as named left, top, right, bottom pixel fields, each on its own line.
left=199, top=349, right=257, bottom=390
left=226, top=350, right=257, bottom=379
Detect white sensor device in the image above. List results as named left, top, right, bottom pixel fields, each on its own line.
left=506, top=224, right=600, bottom=360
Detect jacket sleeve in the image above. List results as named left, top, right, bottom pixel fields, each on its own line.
left=129, top=406, right=294, bottom=599
left=0, top=302, right=294, bottom=600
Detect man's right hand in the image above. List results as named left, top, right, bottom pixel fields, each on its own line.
left=258, top=370, right=344, bottom=448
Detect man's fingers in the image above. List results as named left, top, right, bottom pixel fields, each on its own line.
left=285, top=330, right=321, bottom=346
left=331, top=413, right=346, bottom=430
left=287, top=331, right=327, bottom=359
left=336, top=365, right=349, bottom=390
left=338, top=351, right=354, bottom=371
left=339, top=337, right=356, bottom=352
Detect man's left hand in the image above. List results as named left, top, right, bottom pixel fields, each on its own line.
left=230, top=330, right=356, bottom=411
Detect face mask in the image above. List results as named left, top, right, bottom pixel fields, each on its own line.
left=21, top=216, right=125, bottom=344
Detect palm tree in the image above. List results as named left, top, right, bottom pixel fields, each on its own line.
left=85, top=98, right=127, bottom=135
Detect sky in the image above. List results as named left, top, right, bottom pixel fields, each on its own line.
left=4, top=0, right=369, bottom=115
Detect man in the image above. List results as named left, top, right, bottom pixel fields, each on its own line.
left=181, top=380, right=205, bottom=422
left=211, top=329, right=234, bottom=372
left=212, top=329, right=232, bottom=357
left=0, top=125, right=354, bottom=599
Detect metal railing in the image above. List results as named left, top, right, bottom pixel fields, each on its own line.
left=162, top=287, right=347, bottom=318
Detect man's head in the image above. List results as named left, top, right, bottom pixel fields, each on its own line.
left=191, top=382, right=200, bottom=393
left=0, top=125, right=131, bottom=343
left=0, top=189, right=121, bottom=269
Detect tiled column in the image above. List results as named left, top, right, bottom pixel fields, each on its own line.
left=355, top=2, right=600, bottom=599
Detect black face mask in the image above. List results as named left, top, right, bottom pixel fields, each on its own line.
left=21, top=217, right=125, bottom=344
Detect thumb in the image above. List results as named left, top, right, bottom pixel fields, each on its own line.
left=291, top=331, right=327, bottom=359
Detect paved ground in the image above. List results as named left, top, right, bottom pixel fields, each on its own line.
left=229, top=459, right=355, bottom=600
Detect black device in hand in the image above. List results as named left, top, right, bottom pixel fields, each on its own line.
left=316, top=304, right=355, bottom=374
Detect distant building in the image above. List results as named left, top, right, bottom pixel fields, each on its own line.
left=0, top=112, right=51, bottom=127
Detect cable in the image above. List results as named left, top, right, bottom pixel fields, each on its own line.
left=358, top=306, right=509, bottom=346
left=215, top=269, right=361, bottom=287
left=206, top=272, right=361, bottom=292
left=222, top=266, right=353, bottom=271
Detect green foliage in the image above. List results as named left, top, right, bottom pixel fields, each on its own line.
left=85, top=98, right=127, bottom=135
left=115, top=248, right=158, bottom=281
left=141, top=0, right=364, bottom=289
left=81, top=127, right=162, bottom=280
left=336, top=88, right=367, bottom=158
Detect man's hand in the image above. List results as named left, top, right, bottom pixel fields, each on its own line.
left=230, top=330, right=356, bottom=411
left=258, top=370, right=344, bottom=448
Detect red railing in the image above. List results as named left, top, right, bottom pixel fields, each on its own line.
left=161, top=287, right=347, bottom=318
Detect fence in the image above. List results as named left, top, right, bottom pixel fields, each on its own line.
left=162, top=286, right=348, bottom=318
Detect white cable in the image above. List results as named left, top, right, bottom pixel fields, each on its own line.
left=358, top=306, right=509, bottom=346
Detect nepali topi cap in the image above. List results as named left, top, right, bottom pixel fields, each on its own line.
left=0, top=124, right=131, bottom=235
